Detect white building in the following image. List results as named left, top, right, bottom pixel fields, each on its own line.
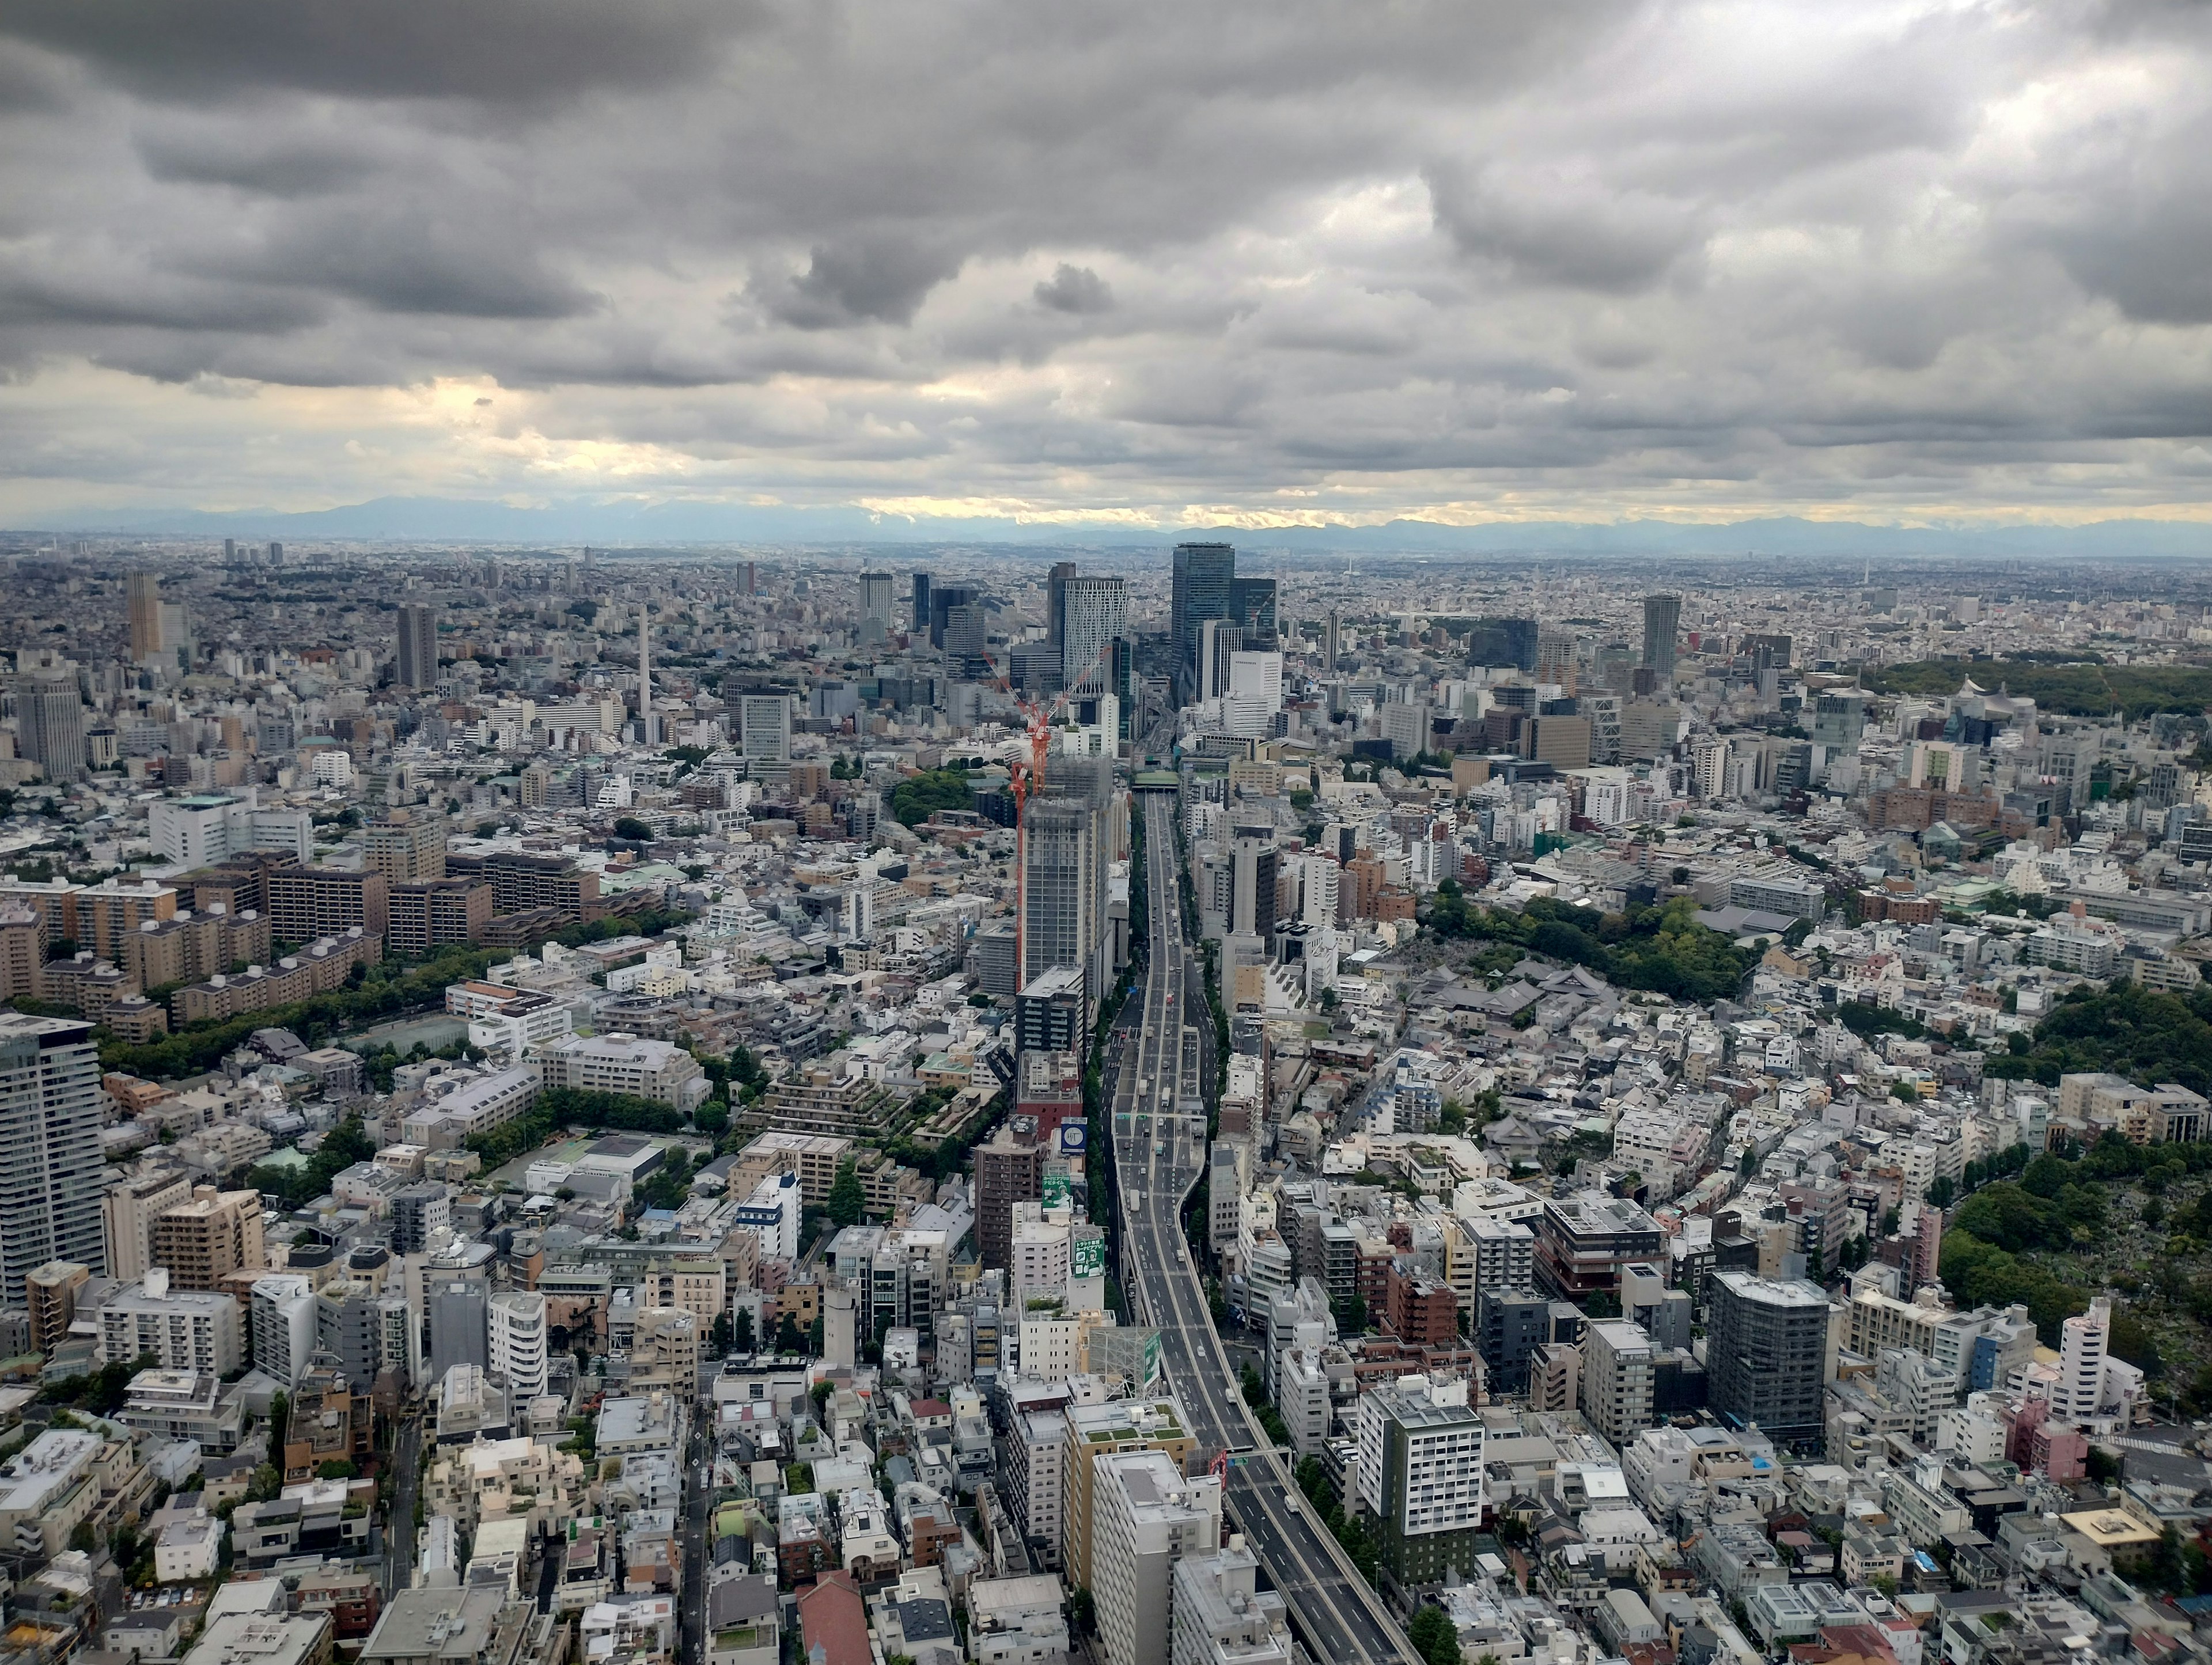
left=97, top=1269, right=245, bottom=1376
left=249, top=1275, right=318, bottom=1389
left=1091, top=1449, right=1221, bottom=1665
left=734, top=1171, right=802, bottom=1260
left=487, top=1290, right=550, bottom=1402
left=532, top=1034, right=710, bottom=1110
left=1354, top=1375, right=1486, bottom=1565
left=1171, top=1545, right=1293, bottom=1665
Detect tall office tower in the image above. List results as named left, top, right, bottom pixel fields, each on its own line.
left=250, top=1274, right=318, bottom=1388
left=928, top=583, right=976, bottom=648
left=636, top=604, right=656, bottom=746
left=739, top=692, right=793, bottom=783
left=1229, top=830, right=1278, bottom=945
left=0, top=1016, right=109, bottom=1306
left=1196, top=618, right=1238, bottom=701
left=1641, top=594, right=1681, bottom=682
left=267, top=542, right=283, bottom=566
left=1705, top=1270, right=1831, bottom=1450
left=1812, top=692, right=1868, bottom=757
left=395, top=602, right=438, bottom=690
left=101, top=1167, right=192, bottom=1287
left=17, top=675, right=86, bottom=784
left=487, top=1289, right=550, bottom=1401
left=127, top=572, right=164, bottom=661
left=858, top=571, right=896, bottom=641
left=1353, top=1374, right=1486, bottom=1587
left=1170, top=541, right=1236, bottom=691
left=1324, top=609, right=1340, bottom=672
left=224, top=538, right=236, bottom=563
left=911, top=571, right=933, bottom=634
left=1056, top=573, right=1127, bottom=689
left=1046, top=562, right=1074, bottom=662
left=1228, top=574, right=1277, bottom=642
left=1091, top=1448, right=1222, bottom=1665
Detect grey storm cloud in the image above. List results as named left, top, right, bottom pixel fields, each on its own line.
left=4, top=0, right=2212, bottom=522
left=1035, top=265, right=1115, bottom=315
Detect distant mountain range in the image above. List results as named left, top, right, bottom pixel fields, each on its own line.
left=25, top=495, right=2212, bottom=559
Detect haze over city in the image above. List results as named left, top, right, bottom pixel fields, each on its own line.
left=12, top=14, right=2212, bottom=1665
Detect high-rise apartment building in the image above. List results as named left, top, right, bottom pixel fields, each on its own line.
left=388, top=878, right=492, bottom=955
left=265, top=866, right=389, bottom=944
left=1091, top=1448, right=1221, bottom=1665
left=740, top=693, right=793, bottom=784
left=1354, top=1374, right=1486, bottom=1586
left=1171, top=1546, right=1293, bottom=1665
left=488, top=1289, right=550, bottom=1402
left=1706, top=1270, right=1832, bottom=1450
left=25, top=1261, right=89, bottom=1356
left=2056, top=1296, right=2112, bottom=1427
left=362, top=809, right=448, bottom=883
left=974, top=1116, right=1046, bottom=1272
left=99, top=1269, right=245, bottom=1374
left=250, top=1275, right=318, bottom=1388
left=148, top=1187, right=266, bottom=1291
left=1581, top=1319, right=1656, bottom=1447
left=1021, top=797, right=1107, bottom=1004
left=0, top=1016, right=109, bottom=1307
left=1641, top=594, right=1681, bottom=682
left=127, top=572, right=165, bottom=662
left=1059, top=1398, right=1198, bottom=1591
left=102, top=1167, right=192, bottom=1288
left=395, top=602, right=438, bottom=690
left=17, top=676, right=86, bottom=784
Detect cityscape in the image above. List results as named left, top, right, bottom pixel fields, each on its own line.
left=1, top=537, right=2211, bottom=1665
left=10, top=5, right=2212, bottom=1665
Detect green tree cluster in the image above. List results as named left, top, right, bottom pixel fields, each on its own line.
left=1866, top=658, right=2212, bottom=719
left=1425, top=889, right=1751, bottom=1004
left=1984, top=983, right=2212, bottom=1095
left=247, top=1118, right=376, bottom=1208
left=889, top=768, right=976, bottom=828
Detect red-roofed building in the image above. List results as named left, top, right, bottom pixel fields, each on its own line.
left=798, top=1569, right=871, bottom=1665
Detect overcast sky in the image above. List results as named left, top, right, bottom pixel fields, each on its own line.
left=6, top=0, right=2212, bottom=533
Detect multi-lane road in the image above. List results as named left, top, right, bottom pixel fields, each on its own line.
left=1111, top=787, right=1418, bottom=1665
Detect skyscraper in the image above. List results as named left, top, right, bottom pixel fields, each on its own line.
left=127, top=572, right=164, bottom=662
left=1022, top=756, right=1112, bottom=1005
left=1055, top=573, right=1127, bottom=689
left=740, top=692, right=793, bottom=784
left=16, top=676, right=86, bottom=784
left=395, top=602, right=438, bottom=690
left=912, top=571, right=932, bottom=634
left=1324, top=609, right=1340, bottom=672
left=637, top=604, right=656, bottom=746
left=0, top=1015, right=109, bottom=1307
left=858, top=571, right=896, bottom=640
left=1641, top=594, right=1681, bottom=682
left=1170, top=542, right=1236, bottom=691
left=1705, top=1270, right=1831, bottom=1450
